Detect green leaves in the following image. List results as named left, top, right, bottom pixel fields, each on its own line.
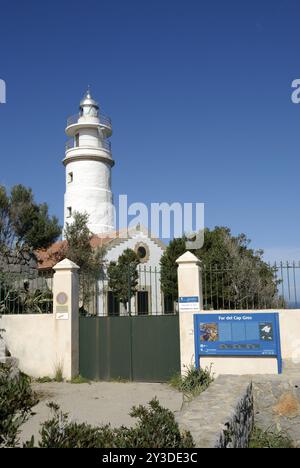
left=0, top=184, right=61, bottom=251
left=28, top=398, right=194, bottom=448
left=107, top=249, right=140, bottom=311
left=63, top=212, right=106, bottom=314
left=160, top=227, right=280, bottom=309
left=170, top=365, right=214, bottom=400
left=64, top=211, right=106, bottom=276
left=0, top=365, right=38, bottom=448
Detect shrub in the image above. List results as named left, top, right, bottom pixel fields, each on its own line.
left=35, top=376, right=53, bottom=383
left=68, top=375, right=90, bottom=384
left=249, top=426, right=294, bottom=449
left=25, top=399, right=194, bottom=448
left=170, top=365, right=213, bottom=399
left=0, top=364, right=38, bottom=447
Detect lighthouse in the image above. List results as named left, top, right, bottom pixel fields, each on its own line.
left=63, top=90, right=115, bottom=235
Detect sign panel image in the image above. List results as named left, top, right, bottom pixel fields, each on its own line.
left=194, top=313, right=282, bottom=374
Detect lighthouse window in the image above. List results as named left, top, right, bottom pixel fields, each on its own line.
left=67, top=207, right=72, bottom=218
left=68, top=172, right=73, bottom=183
left=75, top=133, right=79, bottom=147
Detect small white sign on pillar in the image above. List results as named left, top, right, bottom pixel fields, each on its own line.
left=179, top=296, right=200, bottom=312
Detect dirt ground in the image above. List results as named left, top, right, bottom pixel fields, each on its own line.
left=20, top=381, right=183, bottom=444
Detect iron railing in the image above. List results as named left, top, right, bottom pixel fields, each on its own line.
left=65, top=138, right=112, bottom=152
left=79, top=261, right=300, bottom=316
left=201, top=261, right=300, bottom=310
left=79, top=266, right=177, bottom=317
left=0, top=271, right=53, bottom=315
left=67, top=112, right=112, bottom=131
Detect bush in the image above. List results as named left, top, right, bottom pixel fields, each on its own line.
left=0, top=364, right=38, bottom=447
left=170, top=365, right=214, bottom=399
left=249, top=426, right=294, bottom=449
left=25, top=399, right=194, bottom=448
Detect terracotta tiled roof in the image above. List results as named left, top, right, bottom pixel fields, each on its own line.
left=36, top=226, right=165, bottom=271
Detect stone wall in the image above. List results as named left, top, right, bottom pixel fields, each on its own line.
left=176, top=376, right=254, bottom=448
left=0, top=249, right=37, bottom=276
left=253, top=362, right=300, bottom=448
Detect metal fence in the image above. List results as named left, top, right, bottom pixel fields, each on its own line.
left=65, top=138, right=112, bottom=153
left=3, top=260, right=294, bottom=316
left=80, top=261, right=300, bottom=316
left=202, top=261, right=300, bottom=310
left=79, top=266, right=177, bottom=317
left=66, top=112, right=112, bottom=132
left=0, top=271, right=53, bottom=314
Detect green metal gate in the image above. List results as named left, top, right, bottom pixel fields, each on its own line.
left=79, top=315, right=180, bottom=382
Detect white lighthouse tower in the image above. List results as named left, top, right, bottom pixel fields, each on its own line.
left=63, top=90, right=115, bottom=235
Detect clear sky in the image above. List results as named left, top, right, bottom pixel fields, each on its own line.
left=0, top=0, right=300, bottom=261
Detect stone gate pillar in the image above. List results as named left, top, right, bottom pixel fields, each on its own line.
left=176, top=251, right=203, bottom=375
left=52, top=258, right=80, bottom=380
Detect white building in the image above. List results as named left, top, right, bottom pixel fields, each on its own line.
left=38, top=91, right=172, bottom=315
left=64, top=89, right=114, bottom=235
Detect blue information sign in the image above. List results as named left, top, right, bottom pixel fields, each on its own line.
left=194, top=313, right=282, bottom=374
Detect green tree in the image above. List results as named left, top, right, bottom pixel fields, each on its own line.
left=63, top=212, right=106, bottom=275
left=107, top=249, right=140, bottom=314
left=160, top=237, right=186, bottom=299
left=62, top=212, right=107, bottom=314
left=0, top=184, right=61, bottom=252
left=0, top=187, right=11, bottom=248
left=160, top=227, right=280, bottom=309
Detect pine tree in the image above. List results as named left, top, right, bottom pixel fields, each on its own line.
left=0, top=184, right=61, bottom=252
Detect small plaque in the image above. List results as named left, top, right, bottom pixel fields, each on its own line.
left=56, top=312, right=69, bottom=321
left=56, top=292, right=68, bottom=305
left=56, top=306, right=68, bottom=313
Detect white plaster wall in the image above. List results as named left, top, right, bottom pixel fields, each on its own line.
left=200, top=357, right=278, bottom=376
left=180, top=309, right=300, bottom=376
left=64, top=159, right=114, bottom=234
left=0, top=315, right=56, bottom=377
left=0, top=264, right=80, bottom=379
left=106, top=232, right=164, bottom=268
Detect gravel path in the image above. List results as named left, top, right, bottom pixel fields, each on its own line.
left=20, top=381, right=183, bottom=444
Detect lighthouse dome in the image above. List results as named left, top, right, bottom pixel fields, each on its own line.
left=80, top=89, right=99, bottom=109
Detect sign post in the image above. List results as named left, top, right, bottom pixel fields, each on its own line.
left=194, top=313, right=282, bottom=374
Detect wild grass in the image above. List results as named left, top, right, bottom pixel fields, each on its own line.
left=54, top=363, right=64, bottom=383
left=249, top=426, right=294, bottom=449
left=35, top=376, right=53, bottom=383
left=169, top=365, right=214, bottom=399
left=68, top=375, right=90, bottom=384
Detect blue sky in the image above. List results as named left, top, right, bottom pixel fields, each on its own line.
left=0, top=0, right=300, bottom=261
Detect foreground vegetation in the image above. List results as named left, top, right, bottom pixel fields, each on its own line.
left=24, top=399, right=194, bottom=448
left=0, top=363, right=194, bottom=448
left=0, top=364, right=37, bottom=447
left=170, top=365, right=214, bottom=399
left=249, top=426, right=294, bottom=449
